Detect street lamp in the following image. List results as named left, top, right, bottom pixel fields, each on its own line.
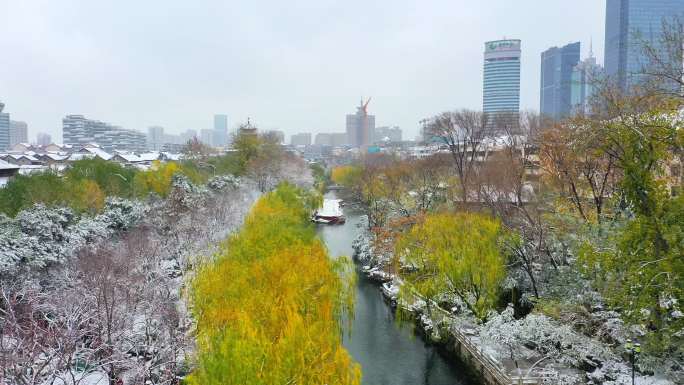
left=624, top=339, right=641, bottom=385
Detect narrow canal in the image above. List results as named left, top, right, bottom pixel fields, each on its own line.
left=317, top=191, right=474, bottom=385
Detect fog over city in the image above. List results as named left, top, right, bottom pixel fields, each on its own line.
left=1, top=0, right=604, bottom=140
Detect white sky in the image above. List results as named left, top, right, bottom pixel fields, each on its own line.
left=0, top=0, right=605, bottom=142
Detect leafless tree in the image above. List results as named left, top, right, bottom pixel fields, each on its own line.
left=636, top=16, right=684, bottom=100
left=427, top=109, right=491, bottom=205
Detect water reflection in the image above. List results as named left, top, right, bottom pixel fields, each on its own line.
left=317, top=192, right=473, bottom=385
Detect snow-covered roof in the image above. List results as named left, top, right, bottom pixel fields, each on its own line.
left=4, top=154, right=39, bottom=162
left=137, top=152, right=162, bottom=162
left=45, top=143, right=73, bottom=149
left=161, top=152, right=181, bottom=161
left=0, top=159, right=20, bottom=170
left=68, top=153, right=96, bottom=161
left=40, top=153, right=68, bottom=161
left=112, top=153, right=141, bottom=162
left=78, top=147, right=112, bottom=160
left=18, top=165, right=47, bottom=174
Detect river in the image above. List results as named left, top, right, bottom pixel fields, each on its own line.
left=317, top=191, right=474, bottom=385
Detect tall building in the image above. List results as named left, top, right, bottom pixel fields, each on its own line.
left=604, top=0, right=684, bottom=90
left=9, top=121, right=28, bottom=146
left=483, top=39, right=521, bottom=126
left=571, top=52, right=604, bottom=115
left=540, top=42, right=581, bottom=120
left=0, top=103, right=10, bottom=151
left=36, top=132, right=52, bottom=146
left=291, top=133, right=312, bottom=146
left=213, top=114, right=229, bottom=146
left=63, top=115, right=146, bottom=152
left=147, top=126, right=165, bottom=150
left=346, top=99, right=375, bottom=147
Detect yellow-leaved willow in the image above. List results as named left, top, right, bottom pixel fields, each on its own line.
left=187, top=183, right=360, bottom=385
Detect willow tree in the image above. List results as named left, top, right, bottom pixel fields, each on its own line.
left=396, top=212, right=506, bottom=321
left=188, top=184, right=360, bottom=385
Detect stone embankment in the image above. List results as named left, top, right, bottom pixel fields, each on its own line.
left=353, top=233, right=547, bottom=385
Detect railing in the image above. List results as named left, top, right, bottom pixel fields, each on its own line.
left=409, top=290, right=544, bottom=385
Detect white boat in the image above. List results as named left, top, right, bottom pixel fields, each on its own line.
left=312, top=199, right=346, bottom=224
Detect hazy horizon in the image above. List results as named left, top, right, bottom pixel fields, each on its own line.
left=1, top=0, right=605, bottom=143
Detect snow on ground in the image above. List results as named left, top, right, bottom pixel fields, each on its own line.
left=43, top=371, right=108, bottom=385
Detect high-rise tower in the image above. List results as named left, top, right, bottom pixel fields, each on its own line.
left=345, top=99, right=375, bottom=148
left=540, top=42, right=581, bottom=120
left=213, top=114, right=228, bottom=146
left=483, top=40, right=521, bottom=127
left=604, top=0, right=684, bottom=90
left=0, top=103, right=10, bottom=151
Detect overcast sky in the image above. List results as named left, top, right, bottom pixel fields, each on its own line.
left=0, top=0, right=606, bottom=142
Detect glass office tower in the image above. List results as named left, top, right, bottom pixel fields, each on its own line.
left=604, top=0, right=684, bottom=90
left=540, top=42, right=581, bottom=120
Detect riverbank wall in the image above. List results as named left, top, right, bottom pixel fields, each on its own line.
left=352, top=233, right=542, bottom=385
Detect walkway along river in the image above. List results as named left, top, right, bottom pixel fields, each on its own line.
left=317, top=191, right=475, bottom=385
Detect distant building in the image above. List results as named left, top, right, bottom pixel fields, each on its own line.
left=314, top=132, right=348, bottom=146
left=9, top=121, right=28, bottom=146
left=180, top=129, right=197, bottom=143
left=291, top=133, right=312, bottom=146
left=373, top=126, right=402, bottom=143
left=571, top=53, right=604, bottom=115
left=36, top=132, right=52, bottom=146
left=346, top=99, right=375, bottom=147
left=62, top=114, right=146, bottom=152
left=200, top=129, right=215, bottom=146
left=540, top=42, right=581, bottom=120
left=604, top=0, right=684, bottom=90
left=147, top=126, right=165, bottom=150
left=330, top=133, right=348, bottom=147
left=0, top=159, right=20, bottom=187
left=268, top=130, right=285, bottom=144
left=483, top=40, right=521, bottom=126
left=314, top=133, right=331, bottom=146
left=213, top=114, right=229, bottom=146
left=0, top=103, right=9, bottom=151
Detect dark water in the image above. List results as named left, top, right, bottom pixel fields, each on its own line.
left=317, top=191, right=473, bottom=385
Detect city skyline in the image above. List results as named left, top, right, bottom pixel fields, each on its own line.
left=0, top=1, right=605, bottom=141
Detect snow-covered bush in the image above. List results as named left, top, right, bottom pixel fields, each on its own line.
left=100, top=197, right=146, bottom=230
left=208, top=174, right=241, bottom=191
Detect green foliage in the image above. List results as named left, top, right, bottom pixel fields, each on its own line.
left=188, top=184, right=359, bottom=385
left=65, top=158, right=137, bottom=197
left=310, top=162, right=329, bottom=193
left=579, top=108, right=684, bottom=356
left=205, top=153, right=242, bottom=176
left=330, top=165, right=362, bottom=189
left=232, top=131, right=262, bottom=174
left=0, top=172, right=70, bottom=216
left=396, top=212, right=507, bottom=321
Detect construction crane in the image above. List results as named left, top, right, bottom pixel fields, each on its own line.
left=361, top=97, right=372, bottom=116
